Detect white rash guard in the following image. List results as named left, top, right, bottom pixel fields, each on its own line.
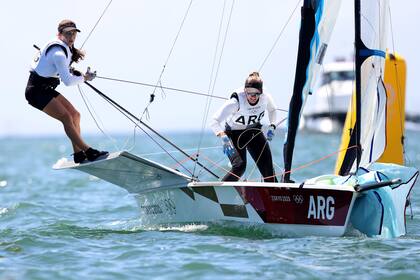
left=210, top=87, right=278, bottom=135
left=31, top=38, right=84, bottom=86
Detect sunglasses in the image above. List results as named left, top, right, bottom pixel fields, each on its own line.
left=246, top=92, right=261, bottom=97
left=63, top=30, right=78, bottom=36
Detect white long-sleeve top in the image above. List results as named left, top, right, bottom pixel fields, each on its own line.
left=210, top=88, right=278, bottom=136
left=30, top=38, right=84, bottom=86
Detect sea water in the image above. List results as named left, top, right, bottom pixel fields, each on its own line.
left=1, top=130, right=419, bottom=279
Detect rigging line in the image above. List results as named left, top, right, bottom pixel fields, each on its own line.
left=171, top=153, right=197, bottom=171
left=246, top=139, right=269, bottom=182
left=139, top=0, right=194, bottom=121
left=138, top=129, right=194, bottom=177
left=236, top=120, right=286, bottom=150
left=209, top=0, right=235, bottom=99
left=234, top=127, right=270, bottom=182
left=350, top=50, right=356, bottom=136
left=139, top=145, right=221, bottom=157
left=249, top=145, right=360, bottom=182
left=200, top=154, right=241, bottom=180
left=281, top=145, right=359, bottom=177
left=84, top=81, right=219, bottom=179
left=80, top=83, right=136, bottom=153
left=258, top=0, right=302, bottom=71
left=86, top=89, right=194, bottom=177
left=226, top=127, right=266, bottom=181
left=96, top=75, right=289, bottom=113
left=221, top=123, right=286, bottom=180
left=83, top=86, right=194, bottom=177
left=96, top=75, right=227, bottom=100
left=194, top=0, right=236, bottom=175
left=77, top=84, right=121, bottom=151
left=388, top=5, right=405, bottom=156
left=84, top=83, right=195, bottom=176
left=319, top=64, right=336, bottom=126
left=81, top=0, right=113, bottom=49
left=206, top=0, right=228, bottom=97
left=196, top=157, right=225, bottom=178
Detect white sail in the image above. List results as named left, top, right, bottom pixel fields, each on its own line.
left=283, top=0, right=343, bottom=180
left=304, top=0, right=343, bottom=99
left=359, top=0, right=389, bottom=166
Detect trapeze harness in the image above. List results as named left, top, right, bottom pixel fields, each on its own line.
left=25, top=39, right=84, bottom=110
left=211, top=90, right=278, bottom=182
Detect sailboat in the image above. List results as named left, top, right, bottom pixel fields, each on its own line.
left=54, top=0, right=418, bottom=237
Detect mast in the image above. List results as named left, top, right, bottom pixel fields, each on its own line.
left=282, top=0, right=316, bottom=182
left=282, top=0, right=342, bottom=181
left=336, top=0, right=389, bottom=175
left=334, top=0, right=362, bottom=176
left=354, top=0, right=362, bottom=168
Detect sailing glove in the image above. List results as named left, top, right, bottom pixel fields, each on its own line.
left=70, top=67, right=83, bottom=77
left=84, top=66, right=97, bottom=81
left=267, top=124, right=276, bottom=141
left=221, top=135, right=235, bottom=157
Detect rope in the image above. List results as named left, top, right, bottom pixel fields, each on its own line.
left=139, top=145, right=220, bottom=157
left=246, top=139, right=269, bottom=182
left=388, top=5, right=406, bottom=160
left=77, top=84, right=121, bottom=151
left=194, top=0, right=236, bottom=176
left=81, top=0, right=113, bottom=49
left=171, top=154, right=197, bottom=171
left=193, top=0, right=228, bottom=177
left=200, top=154, right=241, bottom=181
left=196, top=156, right=225, bottom=178
left=254, top=144, right=359, bottom=182
left=97, top=75, right=288, bottom=112
left=96, top=75, right=227, bottom=100
left=226, top=127, right=268, bottom=182
left=225, top=119, right=287, bottom=181
left=139, top=0, right=194, bottom=122
left=83, top=83, right=195, bottom=177
left=237, top=118, right=287, bottom=151
left=259, top=0, right=302, bottom=71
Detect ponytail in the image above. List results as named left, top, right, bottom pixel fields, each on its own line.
left=71, top=46, right=85, bottom=64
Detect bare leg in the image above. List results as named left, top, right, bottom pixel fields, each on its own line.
left=55, top=95, right=83, bottom=152
left=43, top=96, right=89, bottom=152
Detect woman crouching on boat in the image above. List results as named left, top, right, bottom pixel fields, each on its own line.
left=210, top=72, right=278, bottom=182
left=25, top=19, right=108, bottom=164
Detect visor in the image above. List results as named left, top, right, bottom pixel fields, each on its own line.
left=58, top=20, right=81, bottom=33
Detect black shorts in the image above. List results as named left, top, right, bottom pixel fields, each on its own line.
left=25, top=72, right=61, bottom=111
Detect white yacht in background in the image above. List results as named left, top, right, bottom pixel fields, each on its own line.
left=303, top=59, right=354, bottom=133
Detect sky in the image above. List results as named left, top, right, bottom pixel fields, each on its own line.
left=1, top=0, right=419, bottom=137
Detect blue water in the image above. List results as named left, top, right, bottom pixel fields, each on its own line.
left=1, top=131, right=419, bottom=279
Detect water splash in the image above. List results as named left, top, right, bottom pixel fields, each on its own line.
left=0, top=207, right=8, bottom=215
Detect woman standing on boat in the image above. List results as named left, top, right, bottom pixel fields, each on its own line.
left=210, top=72, right=278, bottom=182
left=25, top=19, right=108, bottom=164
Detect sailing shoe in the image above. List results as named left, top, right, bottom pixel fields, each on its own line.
left=73, top=151, right=87, bottom=164
left=281, top=174, right=295, bottom=183
left=85, top=147, right=109, bottom=162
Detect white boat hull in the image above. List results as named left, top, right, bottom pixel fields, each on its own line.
left=133, top=182, right=357, bottom=237
left=54, top=151, right=417, bottom=238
